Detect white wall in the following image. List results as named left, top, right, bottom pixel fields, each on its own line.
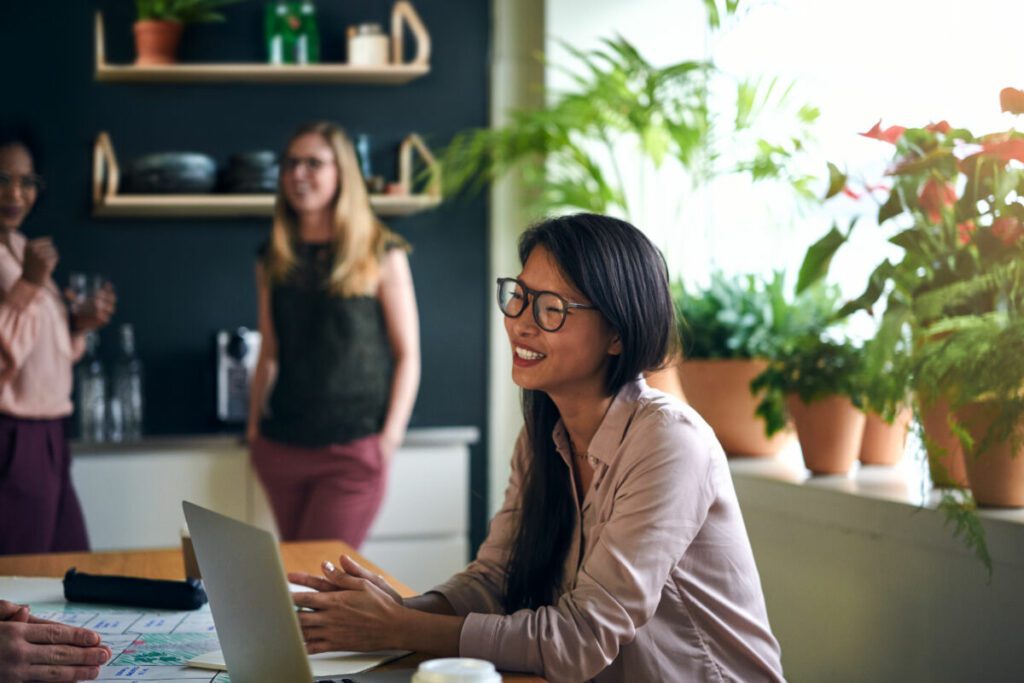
left=544, top=0, right=1024, bottom=304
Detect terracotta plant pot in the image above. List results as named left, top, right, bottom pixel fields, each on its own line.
left=787, top=394, right=865, bottom=475
left=678, top=359, right=794, bottom=457
left=859, top=407, right=912, bottom=466
left=955, top=402, right=1024, bottom=507
left=134, top=20, right=183, bottom=65
left=917, top=393, right=969, bottom=487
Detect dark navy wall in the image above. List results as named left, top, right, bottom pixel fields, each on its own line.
left=1, top=1, right=491, bottom=547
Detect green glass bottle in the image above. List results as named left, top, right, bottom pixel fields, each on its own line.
left=299, top=1, right=320, bottom=64
left=264, top=2, right=285, bottom=64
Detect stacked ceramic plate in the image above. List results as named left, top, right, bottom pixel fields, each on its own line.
left=122, top=153, right=218, bottom=194
left=220, top=152, right=279, bottom=194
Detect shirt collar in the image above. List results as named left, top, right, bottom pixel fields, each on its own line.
left=551, top=375, right=646, bottom=467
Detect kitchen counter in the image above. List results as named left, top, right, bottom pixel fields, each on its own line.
left=69, top=426, right=479, bottom=591
left=71, top=426, right=480, bottom=455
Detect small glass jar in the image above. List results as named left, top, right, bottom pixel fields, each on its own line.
left=347, top=22, right=389, bottom=66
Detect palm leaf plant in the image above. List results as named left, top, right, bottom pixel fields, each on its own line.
left=440, top=11, right=818, bottom=223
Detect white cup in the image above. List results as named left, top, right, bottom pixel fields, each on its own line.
left=410, top=658, right=502, bottom=683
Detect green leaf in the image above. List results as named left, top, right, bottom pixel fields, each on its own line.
left=836, top=259, right=895, bottom=318
left=938, top=492, right=992, bottom=580
left=825, top=162, right=847, bottom=199
left=878, top=188, right=904, bottom=224
left=796, top=223, right=849, bottom=293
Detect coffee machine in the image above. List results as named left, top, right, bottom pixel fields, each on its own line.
left=215, top=328, right=261, bottom=424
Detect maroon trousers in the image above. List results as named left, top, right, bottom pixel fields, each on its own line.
left=0, top=414, right=90, bottom=555
left=250, top=433, right=386, bottom=549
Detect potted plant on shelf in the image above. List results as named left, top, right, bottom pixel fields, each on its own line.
left=856, top=318, right=914, bottom=466
left=752, top=331, right=867, bottom=475
left=133, top=0, right=246, bottom=65
left=672, top=270, right=835, bottom=456
left=796, top=87, right=1024, bottom=574
left=813, top=87, right=1024, bottom=491
left=915, top=314, right=1024, bottom=507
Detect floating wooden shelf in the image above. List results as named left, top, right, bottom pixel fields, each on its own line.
left=92, top=132, right=442, bottom=219
left=94, top=2, right=430, bottom=84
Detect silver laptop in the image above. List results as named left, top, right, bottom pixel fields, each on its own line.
left=182, top=501, right=411, bottom=683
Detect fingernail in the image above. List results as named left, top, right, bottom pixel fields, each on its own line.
left=323, top=560, right=336, bottom=573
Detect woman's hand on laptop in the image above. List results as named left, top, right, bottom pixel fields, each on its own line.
left=0, top=600, right=111, bottom=682
left=288, top=555, right=404, bottom=606
left=291, top=568, right=408, bottom=653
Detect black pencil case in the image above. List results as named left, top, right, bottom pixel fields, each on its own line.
left=63, top=567, right=208, bottom=611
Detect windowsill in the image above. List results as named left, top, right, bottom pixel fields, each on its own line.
left=728, top=442, right=1024, bottom=567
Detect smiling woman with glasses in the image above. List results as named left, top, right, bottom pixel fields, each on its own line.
left=0, top=171, right=46, bottom=194
left=288, top=213, right=784, bottom=683
left=0, top=126, right=116, bottom=559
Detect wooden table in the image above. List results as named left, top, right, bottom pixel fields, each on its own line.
left=0, top=542, right=542, bottom=682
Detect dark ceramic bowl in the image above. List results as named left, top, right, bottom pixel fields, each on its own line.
left=123, top=152, right=217, bottom=194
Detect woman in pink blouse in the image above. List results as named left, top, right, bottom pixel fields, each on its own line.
left=290, top=214, right=785, bottom=682
left=0, top=129, right=116, bottom=554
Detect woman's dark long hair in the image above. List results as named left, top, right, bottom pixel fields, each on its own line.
left=503, top=213, right=677, bottom=612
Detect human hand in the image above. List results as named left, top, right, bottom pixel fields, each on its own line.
left=0, top=601, right=27, bottom=623
left=21, top=237, right=58, bottom=286
left=291, top=574, right=408, bottom=654
left=378, top=432, right=401, bottom=466
left=0, top=600, right=110, bottom=682
left=288, top=555, right=404, bottom=606
left=71, top=284, right=116, bottom=333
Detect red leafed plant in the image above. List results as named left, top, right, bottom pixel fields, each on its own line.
left=805, top=88, right=1024, bottom=576
left=816, top=86, right=1024, bottom=324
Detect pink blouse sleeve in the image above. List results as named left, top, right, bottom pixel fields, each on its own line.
left=0, top=279, right=44, bottom=381
left=430, top=428, right=529, bottom=615
left=70, top=332, right=87, bottom=362
left=457, top=415, right=718, bottom=682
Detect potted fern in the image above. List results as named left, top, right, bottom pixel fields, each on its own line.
left=752, top=333, right=867, bottom=475
left=673, top=270, right=835, bottom=456
left=133, top=0, right=246, bottom=65
left=915, top=309, right=1024, bottom=506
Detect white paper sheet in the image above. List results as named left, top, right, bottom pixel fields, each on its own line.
left=187, top=648, right=408, bottom=677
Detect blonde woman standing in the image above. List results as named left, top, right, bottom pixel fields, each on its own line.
left=247, top=122, right=420, bottom=548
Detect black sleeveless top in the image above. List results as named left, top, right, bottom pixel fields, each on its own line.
left=259, top=240, right=397, bottom=447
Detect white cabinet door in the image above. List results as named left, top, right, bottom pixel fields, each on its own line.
left=71, top=449, right=249, bottom=551
left=71, top=437, right=472, bottom=584
left=369, top=446, right=469, bottom=538
left=360, top=537, right=469, bottom=594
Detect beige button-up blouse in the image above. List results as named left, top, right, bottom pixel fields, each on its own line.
left=433, top=378, right=784, bottom=682
left=0, top=232, right=85, bottom=419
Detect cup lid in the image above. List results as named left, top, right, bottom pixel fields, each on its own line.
left=414, top=658, right=501, bottom=683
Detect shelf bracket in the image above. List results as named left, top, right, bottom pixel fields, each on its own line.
left=95, top=12, right=109, bottom=76
left=399, top=134, right=440, bottom=199
left=391, top=1, right=431, bottom=67
left=92, top=132, right=120, bottom=207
